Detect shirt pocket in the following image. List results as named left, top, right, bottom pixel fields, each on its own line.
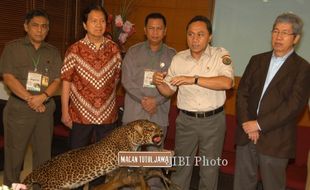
left=15, top=62, right=30, bottom=81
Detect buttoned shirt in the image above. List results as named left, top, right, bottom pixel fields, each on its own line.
left=257, top=49, right=293, bottom=113
left=61, top=35, right=121, bottom=125
left=122, top=41, right=176, bottom=126
left=164, top=45, right=234, bottom=112
left=0, top=37, right=62, bottom=95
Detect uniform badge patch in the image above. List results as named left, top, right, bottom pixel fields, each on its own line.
left=222, top=55, right=232, bottom=65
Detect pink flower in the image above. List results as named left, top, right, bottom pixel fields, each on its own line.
left=118, top=32, right=128, bottom=44
left=12, top=183, right=27, bottom=190
left=122, top=21, right=134, bottom=33
left=127, top=25, right=136, bottom=37
left=114, top=15, right=123, bottom=28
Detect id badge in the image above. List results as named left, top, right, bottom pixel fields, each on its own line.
left=143, top=70, right=156, bottom=88
left=26, top=72, right=42, bottom=92
left=42, top=75, right=49, bottom=87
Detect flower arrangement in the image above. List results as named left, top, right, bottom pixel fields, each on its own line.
left=0, top=185, right=10, bottom=190
left=106, top=0, right=137, bottom=51
left=0, top=183, right=27, bottom=190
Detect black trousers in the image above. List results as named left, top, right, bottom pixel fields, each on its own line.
left=70, top=122, right=118, bottom=189
left=70, top=122, right=117, bottom=148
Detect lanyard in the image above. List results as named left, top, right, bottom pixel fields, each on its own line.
left=32, top=54, right=41, bottom=72
left=25, top=46, right=41, bottom=72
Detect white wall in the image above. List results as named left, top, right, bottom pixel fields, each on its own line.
left=212, top=0, right=310, bottom=76
left=0, top=82, right=10, bottom=100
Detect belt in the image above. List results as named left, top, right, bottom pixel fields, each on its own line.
left=11, top=94, right=51, bottom=104
left=181, top=106, right=224, bottom=118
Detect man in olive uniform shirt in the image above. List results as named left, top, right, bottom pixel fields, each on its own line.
left=0, top=9, right=62, bottom=186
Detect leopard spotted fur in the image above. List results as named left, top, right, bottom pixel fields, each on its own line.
left=22, top=120, right=163, bottom=190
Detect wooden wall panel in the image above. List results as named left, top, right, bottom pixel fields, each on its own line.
left=0, top=0, right=101, bottom=57
left=75, top=0, right=101, bottom=41
left=0, top=0, right=27, bottom=53
left=104, top=0, right=215, bottom=52
left=44, top=0, right=72, bottom=55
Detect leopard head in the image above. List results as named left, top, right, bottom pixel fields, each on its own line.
left=127, top=120, right=163, bottom=149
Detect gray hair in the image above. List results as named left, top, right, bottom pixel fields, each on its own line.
left=273, top=12, right=303, bottom=35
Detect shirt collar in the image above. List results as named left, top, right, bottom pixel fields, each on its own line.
left=82, top=35, right=105, bottom=50
left=272, top=49, right=294, bottom=61
left=144, top=41, right=164, bottom=54
left=186, top=45, right=211, bottom=60
left=23, top=36, right=48, bottom=49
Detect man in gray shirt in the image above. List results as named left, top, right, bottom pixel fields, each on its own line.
left=121, top=12, right=176, bottom=190
left=122, top=12, right=176, bottom=137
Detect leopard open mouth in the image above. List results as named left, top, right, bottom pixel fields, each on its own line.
left=152, top=135, right=162, bottom=144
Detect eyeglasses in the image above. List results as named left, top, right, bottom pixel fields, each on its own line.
left=271, top=30, right=295, bottom=37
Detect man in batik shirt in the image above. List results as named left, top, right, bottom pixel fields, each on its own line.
left=60, top=5, right=121, bottom=188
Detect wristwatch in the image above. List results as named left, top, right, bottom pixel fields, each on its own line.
left=194, top=75, right=199, bottom=85
left=43, top=91, right=50, bottom=102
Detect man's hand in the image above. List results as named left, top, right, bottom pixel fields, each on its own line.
left=35, top=104, right=46, bottom=113
left=170, top=76, right=195, bottom=86
left=27, top=94, right=46, bottom=111
left=242, top=120, right=259, bottom=134
left=141, top=97, right=157, bottom=115
left=248, top=131, right=260, bottom=144
left=242, top=120, right=260, bottom=144
left=153, top=72, right=167, bottom=86
left=61, top=111, right=72, bottom=128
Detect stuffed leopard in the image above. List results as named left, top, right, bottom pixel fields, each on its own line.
left=22, top=120, right=163, bottom=190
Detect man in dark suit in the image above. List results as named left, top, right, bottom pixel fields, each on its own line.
left=234, top=12, right=310, bottom=190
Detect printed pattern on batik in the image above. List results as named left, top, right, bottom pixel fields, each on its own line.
left=61, top=36, right=121, bottom=124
